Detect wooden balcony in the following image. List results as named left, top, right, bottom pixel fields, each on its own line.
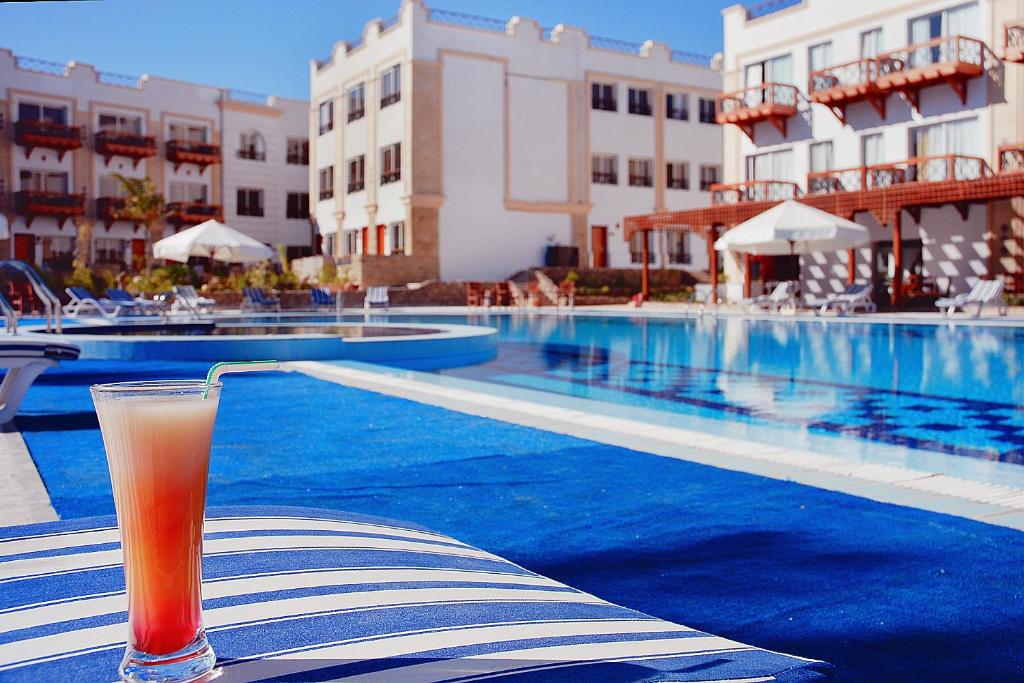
left=165, top=140, right=221, bottom=172
left=95, top=130, right=157, bottom=167
left=710, top=180, right=801, bottom=205
left=15, top=190, right=85, bottom=228
left=95, top=196, right=135, bottom=228
left=1007, top=22, right=1024, bottom=63
left=1000, top=144, right=1024, bottom=174
left=166, top=201, right=222, bottom=226
left=715, top=83, right=799, bottom=142
left=808, top=58, right=886, bottom=123
left=14, top=120, right=83, bottom=160
left=875, top=35, right=991, bottom=111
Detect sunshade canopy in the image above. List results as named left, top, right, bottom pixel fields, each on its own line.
left=153, top=220, right=273, bottom=264
left=713, top=200, right=870, bottom=256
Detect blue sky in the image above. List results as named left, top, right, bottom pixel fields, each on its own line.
left=1, top=1, right=736, bottom=100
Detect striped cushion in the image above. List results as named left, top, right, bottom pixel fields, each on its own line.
left=0, top=506, right=832, bottom=682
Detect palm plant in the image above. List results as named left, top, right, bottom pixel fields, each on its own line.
left=112, top=173, right=169, bottom=271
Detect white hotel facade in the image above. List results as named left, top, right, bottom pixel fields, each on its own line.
left=714, top=0, right=1024, bottom=301
left=310, top=0, right=723, bottom=285
left=0, top=48, right=312, bottom=271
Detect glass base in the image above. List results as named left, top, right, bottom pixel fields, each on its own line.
left=119, top=630, right=218, bottom=682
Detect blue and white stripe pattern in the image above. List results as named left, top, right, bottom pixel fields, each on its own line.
left=0, top=506, right=832, bottom=682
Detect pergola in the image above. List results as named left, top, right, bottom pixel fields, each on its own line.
left=624, top=154, right=1024, bottom=306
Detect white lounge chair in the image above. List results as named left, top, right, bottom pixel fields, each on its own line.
left=172, top=285, right=216, bottom=318
left=815, top=283, right=877, bottom=315
left=935, top=279, right=1007, bottom=318
left=364, top=286, right=389, bottom=310
left=64, top=287, right=130, bottom=320
left=743, top=281, right=795, bottom=313
left=0, top=337, right=79, bottom=423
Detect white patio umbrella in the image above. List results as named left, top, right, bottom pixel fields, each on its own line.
left=153, top=219, right=273, bottom=264
left=713, top=200, right=869, bottom=255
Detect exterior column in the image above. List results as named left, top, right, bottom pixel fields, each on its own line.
left=743, top=253, right=752, bottom=298
left=641, top=230, right=650, bottom=299
left=847, top=248, right=856, bottom=286
left=709, top=225, right=720, bottom=300
left=891, top=210, right=902, bottom=307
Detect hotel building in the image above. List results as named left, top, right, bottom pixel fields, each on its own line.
left=310, top=0, right=722, bottom=285
left=626, top=0, right=1024, bottom=305
left=0, top=48, right=311, bottom=271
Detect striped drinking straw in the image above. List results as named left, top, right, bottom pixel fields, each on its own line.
left=205, top=360, right=280, bottom=397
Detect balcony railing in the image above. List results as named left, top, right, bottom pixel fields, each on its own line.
left=95, top=196, right=135, bottom=227
left=999, top=144, right=1024, bottom=174
left=806, top=154, right=993, bottom=195
left=347, top=108, right=365, bottom=122
left=592, top=172, right=618, bottom=185
left=1007, top=21, right=1024, bottom=62
left=165, top=139, right=221, bottom=171
left=15, top=119, right=83, bottom=160
left=166, top=201, right=223, bottom=226
left=808, top=58, right=886, bottom=121
left=381, top=170, right=401, bottom=184
left=347, top=181, right=365, bottom=193
left=15, top=190, right=86, bottom=227
left=710, top=180, right=801, bottom=205
left=628, top=175, right=653, bottom=188
left=95, top=130, right=157, bottom=166
left=380, top=92, right=400, bottom=108
left=715, top=83, right=799, bottom=141
left=876, top=35, right=990, bottom=108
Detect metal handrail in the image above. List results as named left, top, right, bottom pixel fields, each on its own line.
left=0, top=294, right=17, bottom=335
left=0, top=260, right=62, bottom=333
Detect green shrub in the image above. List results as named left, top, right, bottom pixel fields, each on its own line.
left=127, top=264, right=195, bottom=295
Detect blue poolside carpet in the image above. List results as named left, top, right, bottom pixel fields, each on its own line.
left=17, top=361, right=1024, bottom=682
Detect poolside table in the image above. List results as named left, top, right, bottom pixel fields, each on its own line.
left=0, top=506, right=833, bottom=681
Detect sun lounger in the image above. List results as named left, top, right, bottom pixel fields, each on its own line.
left=0, top=505, right=835, bottom=681
left=814, top=283, right=877, bottom=315
left=172, top=285, right=215, bottom=318
left=63, top=287, right=131, bottom=319
left=106, top=288, right=166, bottom=317
left=310, top=287, right=340, bottom=311
left=935, top=279, right=1007, bottom=318
left=508, top=280, right=527, bottom=309
left=743, top=281, right=795, bottom=312
left=364, top=286, right=389, bottom=310
left=0, top=336, right=79, bottom=423
left=242, top=287, right=280, bottom=312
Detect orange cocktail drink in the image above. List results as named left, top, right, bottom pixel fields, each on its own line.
left=92, top=380, right=221, bottom=683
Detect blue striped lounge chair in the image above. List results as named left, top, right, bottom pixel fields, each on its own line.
left=64, top=287, right=132, bottom=319
left=310, top=287, right=340, bottom=311
left=0, top=336, right=79, bottom=423
left=0, top=506, right=834, bottom=680
left=364, top=286, right=389, bottom=310
left=242, top=287, right=280, bottom=312
left=106, top=288, right=166, bottom=317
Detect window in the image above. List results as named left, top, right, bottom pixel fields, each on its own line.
left=19, top=169, right=68, bottom=193
left=322, top=233, right=336, bottom=258
left=348, top=155, right=365, bottom=193
left=591, top=155, right=617, bottom=185
left=910, top=117, right=979, bottom=180
left=168, top=124, right=207, bottom=142
left=98, top=113, right=142, bottom=133
left=698, top=97, right=716, bottom=124
left=18, top=102, right=66, bottom=124
left=666, top=161, right=689, bottom=190
left=808, top=42, right=833, bottom=74
left=627, top=87, right=652, bottom=116
left=909, top=4, right=979, bottom=67
left=745, top=150, right=794, bottom=199
left=95, top=238, right=125, bottom=263
left=237, top=131, right=265, bottom=161
left=699, top=165, right=720, bottom=191
left=744, top=53, right=793, bottom=89
left=666, top=92, right=688, bottom=120
left=628, top=158, right=653, bottom=187
left=286, top=138, right=309, bottom=165
left=345, top=230, right=360, bottom=256
left=629, top=231, right=654, bottom=264
left=591, top=82, right=616, bottom=112
left=860, top=28, right=883, bottom=58
left=237, top=188, right=264, bottom=217
left=667, top=233, right=691, bottom=265
left=41, top=236, right=74, bottom=269
left=318, top=166, right=334, bottom=200
left=809, top=141, right=833, bottom=173
left=380, top=64, right=401, bottom=108
left=381, top=143, right=401, bottom=184
left=347, top=83, right=365, bottom=122
left=169, top=182, right=207, bottom=203
left=99, top=174, right=127, bottom=198
left=861, top=133, right=883, bottom=166
left=390, top=222, right=405, bottom=254
left=286, top=192, right=310, bottom=219
left=318, top=99, right=334, bottom=135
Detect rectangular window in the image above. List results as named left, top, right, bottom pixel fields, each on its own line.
left=628, top=158, right=653, bottom=187
left=860, top=28, right=883, bottom=58
left=808, top=41, right=833, bottom=74
left=380, top=64, right=401, bottom=108
left=169, top=182, right=207, bottom=203
left=347, top=155, right=365, bottom=193
left=699, top=165, right=720, bottom=191
left=591, top=82, right=616, bottom=112
left=286, top=138, right=309, bottom=165
left=381, top=143, right=401, bottom=184
left=18, top=102, right=67, bottom=124
left=698, top=97, right=716, bottom=124
left=909, top=117, right=979, bottom=180
left=20, top=170, right=69, bottom=193
left=236, top=188, right=264, bottom=217
left=169, top=124, right=207, bottom=142
left=98, top=113, right=142, bottom=133
left=237, top=131, right=265, bottom=161
left=94, top=238, right=126, bottom=263
left=390, top=222, right=405, bottom=254
left=666, top=161, right=689, bottom=190
left=861, top=133, right=883, bottom=166
left=591, top=155, right=618, bottom=185
left=809, top=141, right=834, bottom=173
left=345, top=230, right=360, bottom=256
left=286, top=192, right=310, bottom=219
left=99, top=174, right=127, bottom=198
left=318, top=166, right=334, bottom=200
left=744, top=53, right=794, bottom=89
left=627, top=87, right=652, bottom=116
left=41, top=236, right=74, bottom=269
left=746, top=149, right=794, bottom=182
left=666, top=92, right=688, bottom=120
left=629, top=232, right=655, bottom=265
left=667, top=233, right=691, bottom=265
left=318, top=99, right=334, bottom=135
left=347, top=83, right=366, bottom=121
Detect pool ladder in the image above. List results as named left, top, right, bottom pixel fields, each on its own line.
left=0, top=260, right=63, bottom=334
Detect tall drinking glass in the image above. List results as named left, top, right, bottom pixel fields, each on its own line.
left=91, top=380, right=222, bottom=682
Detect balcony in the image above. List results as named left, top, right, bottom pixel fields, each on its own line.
left=1000, top=144, right=1024, bottom=174
left=15, top=190, right=85, bottom=228
left=710, top=180, right=801, bottom=205
left=808, top=58, right=886, bottom=123
left=807, top=154, right=993, bottom=196
left=95, top=130, right=157, bottom=167
left=165, top=140, right=221, bottom=172
left=166, top=201, right=223, bottom=226
left=875, top=35, right=991, bottom=110
left=1007, top=21, right=1024, bottom=62
left=95, top=196, right=134, bottom=228
left=14, top=120, right=83, bottom=160
left=716, top=83, right=798, bottom=142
